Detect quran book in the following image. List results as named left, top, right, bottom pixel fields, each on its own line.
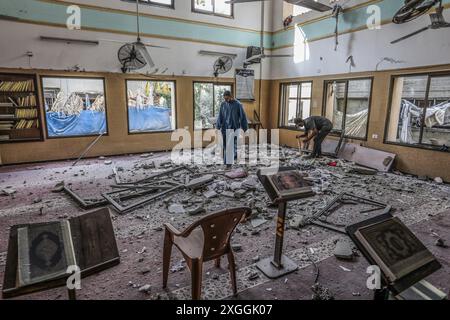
left=267, top=170, right=313, bottom=199
left=17, top=221, right=77, bottom=287
left=354, top=217, right=435, bottom=283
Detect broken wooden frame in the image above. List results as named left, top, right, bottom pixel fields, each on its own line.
left=308, top=192, right=392, bottom=234
left=102, top=166, right=192, bottom=213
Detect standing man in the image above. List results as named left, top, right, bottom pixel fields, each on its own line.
left=216, top=91, right=248, bottom=166
left=295, top=116, right=333, bottom=159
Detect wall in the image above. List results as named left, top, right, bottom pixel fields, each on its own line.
left=0, top=68, right=268, bottom=164
left=269, top=64, right=450, bottom=182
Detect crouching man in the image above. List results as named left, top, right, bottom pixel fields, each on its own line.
left=294, top=116, right=333, bottom=159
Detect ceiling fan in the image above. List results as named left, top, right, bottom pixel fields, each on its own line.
left=391, top=0, right=450, bottom=44
left=103, top=0, right=169, bottom=72
left=226, top=0, right=334, bottom=12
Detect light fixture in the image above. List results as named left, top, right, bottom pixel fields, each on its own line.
left=199, top=50, right=237, bottom=59
left=40, top=36, right=99, bottom=45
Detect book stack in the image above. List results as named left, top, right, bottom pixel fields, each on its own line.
left=0, top=102, right=14, bottom=107
left=0, top=135, right=10, bottom=141
left=14, top=119, right=37, bottom=129
left=0, top=80, right=34, bottom=92
left=15, top=108, right=37, bottom=118
left=17, top=95, right=36, bottom=107
left=0, top=113, right=14, bottom=119
left=0, top=121, right=14, bottom=130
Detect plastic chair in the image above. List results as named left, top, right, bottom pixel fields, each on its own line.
left=162, top=207, right=252, bottom=300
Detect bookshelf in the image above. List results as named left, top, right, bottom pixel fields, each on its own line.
left=0, top=74, right=43, bottom=143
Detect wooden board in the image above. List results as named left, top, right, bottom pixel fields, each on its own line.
left=2, top=207, right=120, bottom=299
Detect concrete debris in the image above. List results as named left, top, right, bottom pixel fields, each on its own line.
left=186, top=205, right=205, bottom=216
left=234, top=189, right=247, bottom=199
left=435, top=238, right=448, bottom=248
left=1, top=188, right=16, bottom=196
left=252, top=256, right=260, bottom=263
left=225, top=168, right=248, bottom=179
left=138, top=284, right=152, bottom=294
left=351, top=165, right=377, bottom=175
left=333, top=239, right=354, bottom=260
left=170, top=261, right=186, bottom=273
left=186, top=174, right=214, bottom=190
left=52, top=181, right=65, bottom=192
left=339, top=265, right=352, bottom=272
left=168, top=203, right=185, bottom=214
left=434, top=177, right=443, bottom=184
left=203, top=190, right=218, bottom=199
left=248, top=272, right=260, bottom=281
left=311, top=283, right=334, bottom=300
left=290, top=215, right=307, bottom=229
left=104, top=160, right=112, bottom=165
left=221, top=191, right=235, bottom=198
left=140, top=153, right=153, bottom=158
left=250, top=218, right=267, bottom=228
left=229, top=182, right=242, bottom=191
left=231, top=243, right=242, bottom=252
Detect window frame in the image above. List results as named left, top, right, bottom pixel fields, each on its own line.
left=384, top=71, right=450, bottom=153
left=278, top=81, right=313, bottom=130
left=121, top=0, right=175, bottom=9
left=125, top=79, right=177, bottom=135
left=321, top=77, right=374, bottom=141
left=191, top=0, right=234, bottom=19
left=193, top=81, right=234, bottom=131
left=40, top=75, right=109, bottom=140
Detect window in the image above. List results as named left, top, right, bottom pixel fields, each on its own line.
left=192, top=0, right=233, bottom=18
left=323, top=78, right=372, bottom=139
left=42, top=77, right=107, bottom=138
left=283, top=2, right=311, bottom=19
left=126, top=80, right=176, bottom=133
left=194, top=82, right=232, bottom=130
left=279, top=82, right=312, bottom=128
left=122, top=0, right=174, bottom=9
left=386, top=73, right=450, bottom=150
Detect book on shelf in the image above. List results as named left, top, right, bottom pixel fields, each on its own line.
left=0, top=102, right=14, bottom=107
left=0, top=79, right=35, bottom=92
left=17, top=220, right=77, bottom=287
left=353, top=217, right=436, bottom=283
left=15, top=108, right=37, bottom=118
left=14, top=119, right=36, bottom=129
left=0, top=114, right=15, bottom=119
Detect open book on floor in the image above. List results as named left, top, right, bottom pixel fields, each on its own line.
left=17, top=220, right=77, bottom=287
left=3, top=207, right=120, bottom=299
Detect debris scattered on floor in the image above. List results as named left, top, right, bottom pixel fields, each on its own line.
left=311, top=283, right=334, bottom=300
left=334, top=239, right=354, bottom=260
left=435, top=238, right=448, bottom=248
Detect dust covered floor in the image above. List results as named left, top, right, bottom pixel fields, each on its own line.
left=0, top=147, right=449, bottom=300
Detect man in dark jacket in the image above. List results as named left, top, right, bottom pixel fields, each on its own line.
left=216, top=91, right=248, bottom=166
left=295, top=116, right=333, bottom=159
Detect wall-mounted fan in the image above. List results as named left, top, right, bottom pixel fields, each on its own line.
left=393, top=0, right=439, bottom=24
left=391, top=0, right=450, bottom=44
left=213, top=56, right=233, bottom=77
left=108, top=0, right=168, bottom=73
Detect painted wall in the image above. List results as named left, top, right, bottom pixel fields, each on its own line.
left=270, top=0, right=450, bottom=79
left=0, top=68, right=268, bottom=165
left=269, top=64, right=450, bottom=182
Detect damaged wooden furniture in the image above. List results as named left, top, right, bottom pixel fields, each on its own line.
left=162, top=207, right=251, bottom=300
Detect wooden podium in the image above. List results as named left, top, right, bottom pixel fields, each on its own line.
left=256, top=167, right=315, bottom=279
left=2, top=207, right=120, bottom=300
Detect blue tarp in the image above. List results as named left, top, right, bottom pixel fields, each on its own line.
left=128, top=106, right=172, bottom=132
left=46, top=110, right=107, bottom=137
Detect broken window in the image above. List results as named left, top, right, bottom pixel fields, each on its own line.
left=42, top=77, right=107, bottom=138
left=194, top=82, right=232, bottom=130
left=386, top=74, right=450, bottom=150
left=323, top=78, right=372, bottom=140
left=126, top=80, right=176, bottom=133
left=193, top=0, right=233, bottom=18
left=279, top=82, right=312, bottom=128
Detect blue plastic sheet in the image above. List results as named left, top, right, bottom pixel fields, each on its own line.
left=46, top=110, right=107, bottom=137
left=128, top=106, right=172, bottom=132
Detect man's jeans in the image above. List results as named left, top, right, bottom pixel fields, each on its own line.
left=313, top=126, right=332, bottom=157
